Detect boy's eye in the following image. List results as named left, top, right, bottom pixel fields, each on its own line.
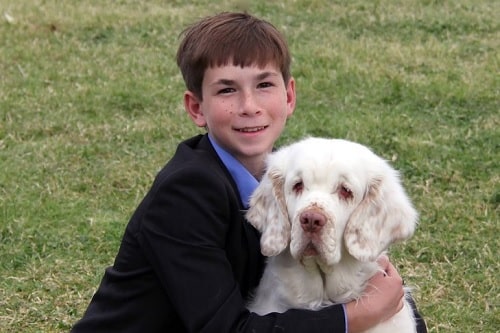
left=258, top=82, right=274, bottom=89
left=217, top=87, right=235, bottom=94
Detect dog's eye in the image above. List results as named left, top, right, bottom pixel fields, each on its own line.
left=339, top=184, right=353, bottom=200
left=293, top=181, right=304, bottom=194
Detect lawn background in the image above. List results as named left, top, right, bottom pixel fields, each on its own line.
left=0, top=0, right=498, bottom=332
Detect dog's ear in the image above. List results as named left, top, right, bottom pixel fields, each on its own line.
left=344, top=167, right=418, bottom=262
left=246, top=166, right=290, bottom=257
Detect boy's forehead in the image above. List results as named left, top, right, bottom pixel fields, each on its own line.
left=204, top=63, right=281, bottom=80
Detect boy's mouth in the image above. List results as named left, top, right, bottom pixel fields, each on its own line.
left=236, top=126, right=267, bottom=133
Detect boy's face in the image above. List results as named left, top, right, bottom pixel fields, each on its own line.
left=184, top=63, right=296, bottom=175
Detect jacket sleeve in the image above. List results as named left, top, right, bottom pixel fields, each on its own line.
left=136, top=164, right=347, bottom=333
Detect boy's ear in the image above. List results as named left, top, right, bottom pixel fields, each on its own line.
left=286, top=77, right=296, bottom=117
left=184, top=91, right=207, bottom=127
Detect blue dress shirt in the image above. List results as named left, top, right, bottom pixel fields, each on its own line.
left=208, top=135, right=259, bottom=208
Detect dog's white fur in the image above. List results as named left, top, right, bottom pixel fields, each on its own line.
left=246, top=138, right=418, bottom=333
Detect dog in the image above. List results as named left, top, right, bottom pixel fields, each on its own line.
left=246, top=137, right=418, bottom=333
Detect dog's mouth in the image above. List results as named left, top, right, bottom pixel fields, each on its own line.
left=302, top=242, right=320, bottom=257
left=298, top=242, right=334, bottom=276
left=295, top=239, right=335, bottom=268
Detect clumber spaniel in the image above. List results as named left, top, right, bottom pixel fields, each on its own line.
left=246, top=137, right=418, bottom=333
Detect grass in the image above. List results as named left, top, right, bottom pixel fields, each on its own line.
left=1, top=0, right=498, bottom=331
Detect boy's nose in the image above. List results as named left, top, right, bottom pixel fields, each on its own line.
left=240, top=93, right=262, bottom=116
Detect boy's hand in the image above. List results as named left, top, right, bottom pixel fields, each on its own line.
left=345, top=255, right=405, bottom=333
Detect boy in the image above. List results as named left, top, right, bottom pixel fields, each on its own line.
left=72, top=12, right=426, bottom=332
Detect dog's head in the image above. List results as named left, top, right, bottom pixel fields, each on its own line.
left=246, top=137, right=418, bottom=266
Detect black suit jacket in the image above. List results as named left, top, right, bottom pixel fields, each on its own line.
left=72, top=134, right=347, bottom=332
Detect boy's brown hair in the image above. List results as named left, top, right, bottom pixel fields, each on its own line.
left=176, top=12, right=291, bottom=100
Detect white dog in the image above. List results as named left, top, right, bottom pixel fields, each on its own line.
left=246, top=137, right=418, bottom=333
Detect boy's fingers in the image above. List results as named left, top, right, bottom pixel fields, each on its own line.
left=377, top=254, right=390, bottom=268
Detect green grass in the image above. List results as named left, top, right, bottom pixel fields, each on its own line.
left=1, top=0, right=498, bottom=332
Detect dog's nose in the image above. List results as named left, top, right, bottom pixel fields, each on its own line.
left=300, top=210, right=326, bottom=233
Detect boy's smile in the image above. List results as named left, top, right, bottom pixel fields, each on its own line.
left=184, top=64, right=296, bottom=178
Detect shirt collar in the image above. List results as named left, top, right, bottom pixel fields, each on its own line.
left=208, top=135, right=259, bottom=208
